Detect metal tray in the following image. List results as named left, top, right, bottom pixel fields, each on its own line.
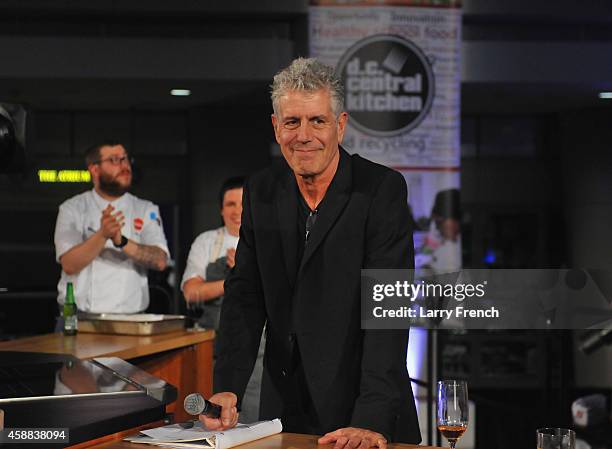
left=78, top=313, right=186, bottom=335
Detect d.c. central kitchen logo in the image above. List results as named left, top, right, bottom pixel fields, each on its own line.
left=336, top=34, right=434, bottom=137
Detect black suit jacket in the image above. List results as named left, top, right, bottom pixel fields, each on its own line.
left=215, top=148, right=421, bottom=443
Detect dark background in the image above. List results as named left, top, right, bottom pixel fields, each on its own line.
left=0, top=1, right=610, bottom=448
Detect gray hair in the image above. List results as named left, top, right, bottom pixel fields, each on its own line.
left=271, top=57, right=345, bottom=117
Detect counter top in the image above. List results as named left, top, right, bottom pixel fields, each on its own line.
left=0, top=328, right=214, bottom=360
left=80, top=432, right=438, bottom=449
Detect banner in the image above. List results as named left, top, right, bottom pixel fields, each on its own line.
left=309, top=0, right=462, bottom=276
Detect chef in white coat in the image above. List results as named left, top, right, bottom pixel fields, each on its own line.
left=420, top=188, right=462, bottom=275
left=54, top=141, right=169, bottom=314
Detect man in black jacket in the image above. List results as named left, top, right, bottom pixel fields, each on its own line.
left=201, top=58, right=420, bottom=448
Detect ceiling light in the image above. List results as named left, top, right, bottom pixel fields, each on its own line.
left=598, top=92, right=612, bottom=99
left=171, top=89, right=191, bottom=96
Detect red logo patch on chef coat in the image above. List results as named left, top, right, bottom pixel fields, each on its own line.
left=134, top=217, right=144, bottom=231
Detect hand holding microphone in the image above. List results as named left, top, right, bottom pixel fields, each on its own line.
left=184, top=392, right=238, bottom=430
left=184, top=393, right=222, bottom=419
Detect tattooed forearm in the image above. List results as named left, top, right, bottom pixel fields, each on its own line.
left=127, top=243, right=168, bottom=271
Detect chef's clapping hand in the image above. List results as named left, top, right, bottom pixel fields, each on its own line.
left=100, top=204, right=124, bottom=243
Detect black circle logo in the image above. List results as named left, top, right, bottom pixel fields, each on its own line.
left=337, top=34, right=435, bottom=137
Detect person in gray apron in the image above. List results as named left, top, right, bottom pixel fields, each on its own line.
left=184, top=226, right=234, bottom=329
left=181, top=176, right=264, bottom=423
left=182, top=177, right=243, bottom=329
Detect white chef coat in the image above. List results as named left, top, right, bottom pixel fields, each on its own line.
left=181, top=226, right=238, bottom=289
left=424, top=221, right=462, bottom=275
left=54, top=189, right=169, bottom=313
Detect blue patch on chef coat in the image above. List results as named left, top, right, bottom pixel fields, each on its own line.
left=150, top=211, right=157, bottom=220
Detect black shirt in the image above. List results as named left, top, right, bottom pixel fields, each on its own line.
left=296, top=186, right=320, bottom=264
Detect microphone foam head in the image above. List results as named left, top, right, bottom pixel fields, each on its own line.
left=184, top=393, right=206, bottom=416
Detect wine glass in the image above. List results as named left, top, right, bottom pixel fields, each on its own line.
left=537, top=428, right=575, bottom=449
left=437, top=380, right=469, bottom=449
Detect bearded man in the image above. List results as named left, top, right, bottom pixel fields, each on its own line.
left=54, top=141, right=169, bottom=314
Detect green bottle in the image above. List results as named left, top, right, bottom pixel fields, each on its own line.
left=63, top=282, right=78, bottom=336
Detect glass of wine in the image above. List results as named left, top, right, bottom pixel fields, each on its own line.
left=437, top=380, right=468, bottom=449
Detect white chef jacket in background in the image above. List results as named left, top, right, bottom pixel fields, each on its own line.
left=54, top=189, right=169, bottom=313
left=181, top=226, right=238, bottom=289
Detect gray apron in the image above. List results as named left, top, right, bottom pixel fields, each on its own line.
left=188, top=228, right=229, bottom=330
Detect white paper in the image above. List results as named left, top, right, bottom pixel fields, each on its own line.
left=140, top=422, right=218, bottom=442
left=216, top=420, right=283, bottom=449
left=124, top=419, right=282, bottom=449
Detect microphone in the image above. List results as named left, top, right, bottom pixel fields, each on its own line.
left=183, top=393, right=222, bottom=419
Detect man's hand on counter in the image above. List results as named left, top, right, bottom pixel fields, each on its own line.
left=318, top=427, right=388, bottom=449
left=198, top=392, right=239, bottom=430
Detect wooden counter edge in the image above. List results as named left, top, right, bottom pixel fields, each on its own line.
left=0, top=328, right=215, bottom=360
left=269, top=433, right=438, bottom=449
left=81, top=431, right=441, bottom=449
left=90, top=329, right=216, bottom=360
left=66, top=420, right=166, bottom=449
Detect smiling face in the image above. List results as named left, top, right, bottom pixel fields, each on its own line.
left=271, top=88, right=348, bottom=181
left=89, top=144, right=132, bottom=198
left=221, top=187, right=243, bottom=237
